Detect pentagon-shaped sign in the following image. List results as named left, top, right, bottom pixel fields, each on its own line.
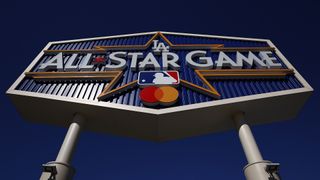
left=7, top=31, right=312, bottom=141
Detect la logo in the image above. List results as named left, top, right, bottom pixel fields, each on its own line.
left=152, top=40, right=169, bottom=54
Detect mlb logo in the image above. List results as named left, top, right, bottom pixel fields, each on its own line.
left=138, top=71, right=180, bottom=86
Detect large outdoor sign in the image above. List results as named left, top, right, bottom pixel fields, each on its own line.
left=7, top=31, right=312, bottom=141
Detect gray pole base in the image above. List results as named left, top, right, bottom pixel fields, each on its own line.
left=233, top=112, right=281, bottom=180
left=40, top=161, right=75, bottom=180
left=39, top=113, right=84, bottom=180
left=244, top=160, right=280, bottom=180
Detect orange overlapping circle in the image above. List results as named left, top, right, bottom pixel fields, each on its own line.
left=140, top=86, right=179, bottom=106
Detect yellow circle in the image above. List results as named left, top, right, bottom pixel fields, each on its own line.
left=156, top=86, right=179, bottom=106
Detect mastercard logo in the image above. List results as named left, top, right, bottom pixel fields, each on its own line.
left=140, top=86, right=179, bottom=106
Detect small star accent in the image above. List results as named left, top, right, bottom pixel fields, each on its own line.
left=92, top=57, right=106, bottom=66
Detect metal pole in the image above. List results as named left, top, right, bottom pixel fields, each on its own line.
left=40, top=113, right=85, bottom=180
left=233, top=112, right=281, bottom=180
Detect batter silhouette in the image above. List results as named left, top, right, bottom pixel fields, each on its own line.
left=152, top=73, right=177, bottom=84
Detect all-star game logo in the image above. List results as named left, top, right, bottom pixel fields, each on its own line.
left=25, top=32, right=294, bottom=108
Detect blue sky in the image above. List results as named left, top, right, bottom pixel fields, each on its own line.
left=1, top=0, right=319, bottom=179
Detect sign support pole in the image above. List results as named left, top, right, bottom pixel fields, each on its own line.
left=40, top=113, right=85, bottom=180
left=233, top=112, right=281, bottom=180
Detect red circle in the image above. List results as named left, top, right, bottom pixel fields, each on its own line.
left=139, top=86, right=179, bottom=106
left=139, top=86, right=159, bottom=104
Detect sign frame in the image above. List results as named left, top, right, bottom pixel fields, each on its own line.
left=6, top=31, right=313, bottom=141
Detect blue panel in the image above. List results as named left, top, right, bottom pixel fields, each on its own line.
left=16, top=33, right=303, bottom=108
left=164, top=34, right=269, bottom=47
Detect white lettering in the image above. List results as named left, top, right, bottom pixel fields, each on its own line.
left=186, top=50, right=213, bottom=70
left=79, top=53, right=94, bottom=71
left=215, top=52, right=241, bottom=69
left=128, top=52, right=144, bottom=71
left=39, top=52, right=64, bottom=72
left=64, top=53, right=79, bottom=71
left=236, top=51, right=267, bottom=68
left=105, top=52, right=127, bottom=70
left=259, top=51, right=282, bottom=69
left=162, top=52, right=180, bottom=70
left=139, top=52, right=160, bottom=71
